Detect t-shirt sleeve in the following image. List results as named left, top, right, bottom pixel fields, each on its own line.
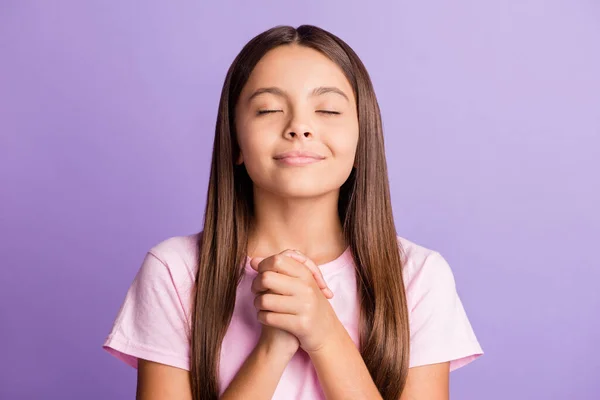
left=102, top=251, right=191, bottom=371
left=407, top=251, right=483, bottom=371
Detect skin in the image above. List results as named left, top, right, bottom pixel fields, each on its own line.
left=234, top=43, right=359, bottom=262
left=136, top=43, right=450, bottom=399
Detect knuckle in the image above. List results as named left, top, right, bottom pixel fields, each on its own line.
left=303, top=285, right=313, bottom=296
left=273, top=255, right=286, bottom=268
left=302, top=300, right=312, bottom=313
left=260, top=271, right=270, bottom=288
left=261, top=271, right=272, bottom=285
left=264, top=312, right=275, bottom=325
left=298, top=316, right=310, bottom=332
left=260, top=294, right=270, bottom=308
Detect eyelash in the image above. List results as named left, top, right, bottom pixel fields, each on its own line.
left=256, top=110, right=340, bottom=116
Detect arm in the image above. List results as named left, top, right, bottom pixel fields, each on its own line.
left=136, top=359, right=192, bottom=400
left=307, top=324, right=450, bottom=400
left=399, top=362, right=449, bottom=400
left=220, top=340, right=295, bottom=400
left=136, top=340, right=294, bottom=400
left=306, top=323, right=382, bottom=400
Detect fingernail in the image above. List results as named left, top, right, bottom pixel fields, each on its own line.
left=326, top=288, right=334, bottom=297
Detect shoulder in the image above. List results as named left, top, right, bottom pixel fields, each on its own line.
left=145, top=231, right=201, bottom=280
left=395, top=235, right=452, bottom=284
left=395, top=235, right=458, bottom=307
left=137, top=232, right=202, bottom=311
left=394, top=235, right=484, bottom=370
left=102, top=232, right=203, bottom=371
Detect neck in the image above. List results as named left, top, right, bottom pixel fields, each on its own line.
left=247, top=187, right=347, bottom=266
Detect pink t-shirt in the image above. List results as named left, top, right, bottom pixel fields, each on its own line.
left=103, top=233, right=483, bottom=398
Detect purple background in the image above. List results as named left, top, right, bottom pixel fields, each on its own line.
left=1, top=1, right=599, bottom=399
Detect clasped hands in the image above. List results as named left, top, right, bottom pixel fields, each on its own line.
left=249, top=249, right=343, bottom=354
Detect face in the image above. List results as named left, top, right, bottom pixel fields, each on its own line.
left=234, top=44, right=359, bottom=199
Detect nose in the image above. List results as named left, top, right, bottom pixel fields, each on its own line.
left=285, top=130, right=312, bottom=140
left=284, top=111, right=314, bottom=141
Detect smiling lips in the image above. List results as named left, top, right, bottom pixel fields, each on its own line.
left=273, top=150, right=325, bottom=166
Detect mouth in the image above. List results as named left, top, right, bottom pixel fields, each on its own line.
left=273, top=150, right=326, bottom=160
left=274, top=156, right=324, bottom=166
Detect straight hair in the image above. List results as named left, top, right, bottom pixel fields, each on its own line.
left=191, top=24, right=409, bottom=399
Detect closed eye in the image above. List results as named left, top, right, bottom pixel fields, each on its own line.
left=256, top=110, right=340, bottom=116
left=317, top=110, right=341, bottom=115
left=257, top=110, right=283, bottom=115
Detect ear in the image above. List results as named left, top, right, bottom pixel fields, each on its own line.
left=236, top=152, right=244, bottom=165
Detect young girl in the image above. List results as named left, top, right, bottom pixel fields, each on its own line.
left=103, top=24, right=483, bottom=399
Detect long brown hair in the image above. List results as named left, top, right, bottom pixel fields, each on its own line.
left=191, top=24, right=409, bottom=399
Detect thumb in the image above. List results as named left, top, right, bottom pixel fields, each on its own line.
left=250, top=256, right=266, bottom=271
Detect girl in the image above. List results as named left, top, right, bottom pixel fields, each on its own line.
left=103, top=24, right=483, bottom=399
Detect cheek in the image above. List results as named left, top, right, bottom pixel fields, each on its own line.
left=242, top=130, right=278, bottom=157
left=329, top=123, right=359, bottom=160
left=236, top=128, right=279, bottom=180
left=236, top=121, right=277, bottom=156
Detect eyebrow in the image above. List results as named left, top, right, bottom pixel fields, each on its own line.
left=247, top=86, right=350, bottom=104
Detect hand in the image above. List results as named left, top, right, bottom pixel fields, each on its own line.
left=250, top=249, right=342, bottom=353
left=257, top=292, right=300, bottom=358
left=251, top=250, right=334, bottom=356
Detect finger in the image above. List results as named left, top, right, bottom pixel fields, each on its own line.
left=254, top=292, right=298, bottom=314
left=249, top=256, right=266, bottom=272
left=257, top=310, right=296, bottom=333
left=249, top=254, right=299, bottom=275
left=251, top=270, right=300, bottom=295
left=249, top=251, right=333, bottom=299
left=286, top=251, right=334, bottom=298
left=254, top=252, right=304, bottom=277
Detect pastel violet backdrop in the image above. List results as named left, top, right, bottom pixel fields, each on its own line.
left=1, top=1, right=598, bottom=399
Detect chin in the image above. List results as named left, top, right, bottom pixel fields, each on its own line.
left=251, top=171, right=348, bottom=198
left=274, top=181, right=341, bottom=199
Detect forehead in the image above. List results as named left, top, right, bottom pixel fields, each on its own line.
left=241, top=44, right=354, bottom=101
